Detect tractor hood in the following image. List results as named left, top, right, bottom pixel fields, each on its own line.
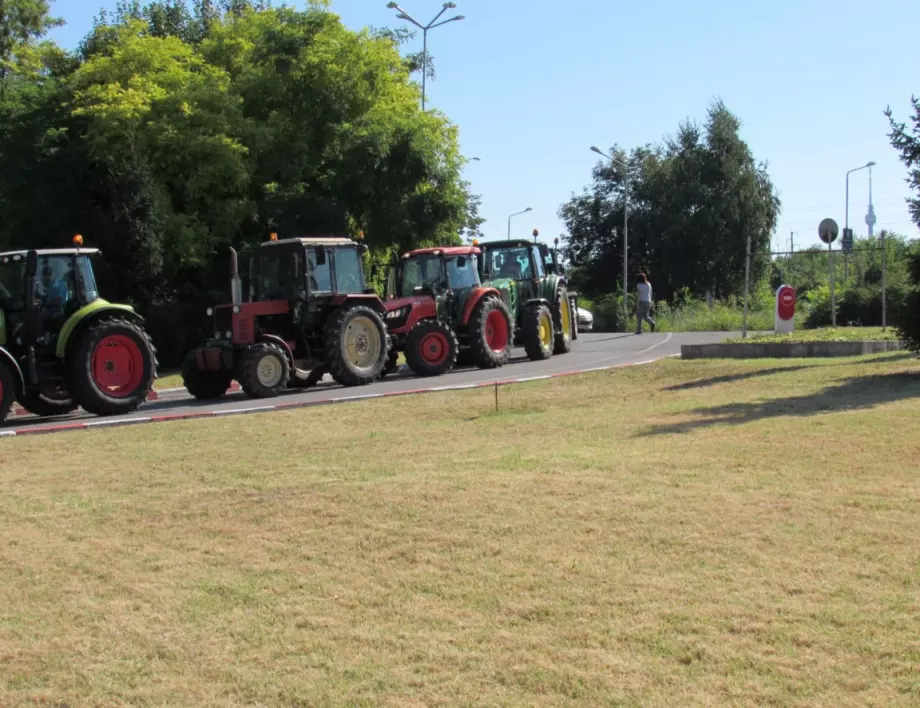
left=384, top=294, right=432, bottom=313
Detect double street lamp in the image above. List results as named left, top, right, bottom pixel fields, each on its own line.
left=385, top=2, right=464, bottom=111
left=590, top=145, right=632, bottom=313
left=507, top=207, right=532, bottom=238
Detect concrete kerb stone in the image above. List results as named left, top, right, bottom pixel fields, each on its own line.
left=0, top=358, right=672, bottom=438
left=681, top=340, right=907, bottom=359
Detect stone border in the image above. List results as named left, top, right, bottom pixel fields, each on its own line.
left=681, top=340, right=907, bottom=359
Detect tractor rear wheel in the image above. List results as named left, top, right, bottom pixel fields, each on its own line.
left=0, top=362, right=14, bottom=424
left=324, top=304, right=388, bottom=386
left=68, top=316, right=157, bottom=416
left=182, top=350, right=232, bottom=400
left=552, top=286, right=573, bottom=355
left=467, top=295, right=512, bottom=369
left=238, top=342, right=290, bottom=399
left=523, top=304, right=554, bottom=361
left=405, top=319, right=458, bottom=377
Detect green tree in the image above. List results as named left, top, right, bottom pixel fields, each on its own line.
left=560, top=100, right=780, bottom=303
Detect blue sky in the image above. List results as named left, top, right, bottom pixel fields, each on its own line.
left=49, top=0, right=920, bottom=252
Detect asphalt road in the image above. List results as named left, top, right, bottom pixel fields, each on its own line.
left=3, top=331, right=733, bottom=433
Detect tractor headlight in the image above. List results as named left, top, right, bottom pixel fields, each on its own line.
left=226, top=330, right=232, bottom=339
left=214, top=331, right=220, bottom=340
left=233, top=305, right=240, bottom=314
left=207, top=307, right=213, bottom=317
left=387, top=307, right=408, bottom=320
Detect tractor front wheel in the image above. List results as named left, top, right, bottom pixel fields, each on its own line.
left=68, top=317, right=157, bottom=416
left=0, top=362, right=14, bottom=424
left=553, top=286, right=573, bottom=355
left=182, top=350, right=232, bottom=400
left=405, top=319, right=458, bottom=377
left=17, top=387, right=78, bottom=418
left=468, top=295, right=512, bottom=369
left=324, top=305, right=389, bottom=386
left=238, top=342, right=290, bottom=399
left=523, top=304, right=554, bottom=361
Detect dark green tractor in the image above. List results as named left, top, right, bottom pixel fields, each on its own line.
left=0, top=236, right=158, bottom=425
left=477, top=234, right=578, bottom=361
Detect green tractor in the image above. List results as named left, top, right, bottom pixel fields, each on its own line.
left=182, top=233, right=391, bottom=400
left=0, top=236, right=158, bottom=425
left=477, top=233, right=578, bottom=361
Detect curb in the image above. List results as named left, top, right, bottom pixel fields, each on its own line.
left=0, top=358, right=668, bottom=438
left=681, top=340, right=907, bottom=359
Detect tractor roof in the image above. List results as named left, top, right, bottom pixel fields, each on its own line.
left=477, top=240, right=535, bottom=250
left=261, top=237, right=359, bottom=248
left=0, top=248, right=101, bottom=260
left=403, top=246, right=480, bottom=258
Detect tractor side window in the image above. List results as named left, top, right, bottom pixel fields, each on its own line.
left=0, top=257, right=26, bottom=308
left=76, top=257, right=99, bottom=303
left=35, top=256, right=76, bottom=310
left=399, top=255, right=441, bottom=297
left=447, top=256, right=479, bottom=289
left=531, top=246, right=545, bottom=278
left=332, top=247, right=364, bottom=294
left=307, top=248, right=332, bottom=293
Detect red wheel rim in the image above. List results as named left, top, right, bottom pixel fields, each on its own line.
left=91, top=335, right=145, bottom=398
left=484, top=309, right=509, bottom=353
left=419, top=332, right=450, bottom=366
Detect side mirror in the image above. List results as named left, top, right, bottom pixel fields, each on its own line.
left=315, top=246, right=326, bottom=266
left=26, top=250, right=38, bottom=278
left=456, top=256, right=467, bottom=269
left=359, top=244, right=369, bottom=255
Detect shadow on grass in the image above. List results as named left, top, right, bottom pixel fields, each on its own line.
left=664, top=366, right=815, bottom=391
left=642, top=372, right=920, bottom=437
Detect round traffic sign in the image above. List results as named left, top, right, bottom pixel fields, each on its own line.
left=818, top=217, right=839, bottom=244
left=776, top=285, right=796, bottom=321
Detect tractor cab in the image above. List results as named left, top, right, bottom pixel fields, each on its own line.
left=478, top=239, right=546, bottom=300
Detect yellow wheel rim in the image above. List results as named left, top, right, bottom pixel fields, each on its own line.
left=560, top=296, right=571, bottom=342
left=344, top=315, right=382, bottom=373
left=539, top=312, right=552, bottom=349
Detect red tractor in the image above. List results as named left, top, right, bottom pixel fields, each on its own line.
left=183, top=233, right=391, bottom=400
left=382, top=244, right=513, bottom=377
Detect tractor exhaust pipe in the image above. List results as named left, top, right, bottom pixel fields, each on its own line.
left=229, top=247, right=242, bottom=306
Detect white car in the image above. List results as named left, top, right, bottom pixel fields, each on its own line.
left=577, top=306, right=593, bottom=332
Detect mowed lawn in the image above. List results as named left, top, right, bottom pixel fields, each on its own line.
left=2, top=354, right=919, bottom=706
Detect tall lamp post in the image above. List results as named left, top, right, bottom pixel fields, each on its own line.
left=507, top=207, right=532, bottom=238
left=385, top=2, right=464, bottom=111
left=845, top=160, right=877, bottom=322
left=591, top=145, right=631, bottom=318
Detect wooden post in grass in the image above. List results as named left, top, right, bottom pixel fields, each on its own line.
left=743, top=233, right=751, bottom=339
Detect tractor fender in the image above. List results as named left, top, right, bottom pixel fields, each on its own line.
left=329, top=294, right=386, bottom=314
left=0, top=346, right=25, bottom=398
left=56, top=300, right=143, bottom=359
left=540, top=274, right=566, bottom=303
left=256, top=334, right=295, bottom=369
left=460, top=287, right=503, bottom=326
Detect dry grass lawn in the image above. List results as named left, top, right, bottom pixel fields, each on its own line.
left=2, top=353, right=919, bottom=706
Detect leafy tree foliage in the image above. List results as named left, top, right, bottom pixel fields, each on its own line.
left=886, top=96, right=920, bottom=350
left=0, top=0, right=480, bottom=365
left=560, top=100, right=780, bottom=303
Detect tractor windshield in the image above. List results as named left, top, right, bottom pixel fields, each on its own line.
left=397, top=254, right=442, bottom=297
left=332, top=247, right=365, bottom=294
left=484, top=247, right=535, bottom=280
left=252, top=244, right=304, bottom=301
left=0, top=255, right=26, bottom=310
left=446, top=255, right=480, bottom=289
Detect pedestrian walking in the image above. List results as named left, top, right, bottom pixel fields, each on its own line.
left=635, top=273, right=656, bottom=334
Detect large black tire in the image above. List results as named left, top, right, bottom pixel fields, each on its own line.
left=182, top=349, right=232, bottom=400
left=68, top=316, right=157, bottom=416
left=237, top=342, right=290, bottom=399
left=552, top=286, right=573, bottom=355
left=0, top=361, right=15, bottom=425
left=17, top=389, right=78, bottom=418
left=523, top=303, right=554, bottom=361
left=323, top=304, right=388, bottom=386
left=404, top=319, right=458, bottom=377
left=379, top=349, right=400, bottom=379
left=467, top=295, right=512, bottom=369
left=570, top=296, right=579, bottom=341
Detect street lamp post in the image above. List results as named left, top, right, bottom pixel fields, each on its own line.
left=386, top=2, right=464, bottom=111
left=507, top=207, right=532, bottom=239
left=845, top=160, right=877, bottom=321
left=591, top=146, right=631, bottom=320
